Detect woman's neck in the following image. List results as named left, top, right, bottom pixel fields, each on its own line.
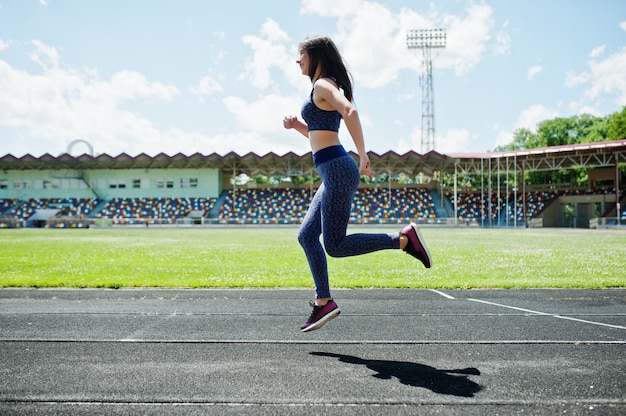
left=311, top=68, right=324, bottom=84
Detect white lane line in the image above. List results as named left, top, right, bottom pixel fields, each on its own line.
left=429, top=289, right=455, bottom=300
left=469, top=298, right=626, bottom=330
left=3, top=338, right=625, bottom=344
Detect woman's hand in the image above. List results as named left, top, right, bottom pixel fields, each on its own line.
left=283, top=115, right=310, bottom=138
left=359, top=155, right=372, bottom=179
left=283, top=115, right=297, bottom=129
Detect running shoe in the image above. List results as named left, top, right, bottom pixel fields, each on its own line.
left=300, top=300, right=341, bottom=332
left=401, top=222, right=432, bottom=268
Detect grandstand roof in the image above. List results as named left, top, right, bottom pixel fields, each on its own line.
left=1, top=139, right=624, bottom=176
left=449, top=139, right=626, bottom=175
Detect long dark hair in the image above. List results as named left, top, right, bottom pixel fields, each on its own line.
left=300, top=35, right=353, bottom=102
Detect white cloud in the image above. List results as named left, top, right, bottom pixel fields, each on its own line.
left=208, top=130, right=306, bottom=157
left=300, top=0, right=503, bottom=87
left=565, top=70, right=590, bottom=87
left=441, top=3, right=496, bottom=75
left=436, top=127, right=472, bottom=154
left=515, top=104, right=559, bottom=132
left=190, top=74, right=223, bottom=96
left=569, top=103, right=601, bottom=117
left=620, top=21, right=626, bottom=31
left=527, top=65, right=543, bottom=80
left=219, top=93, right=311, bottom=155
left=566, top=46, right=626, bottom=106
left=28, top=40, right=59, bottom=68
left=240, top=19, right=294, bottom=90
left=396, top=125, right=421, bottom=154
left=493, top=20, right=511, bottom=56
left=223, top=93, right=302, bottom=134
left=105, top=70, right=179, bottom=101
left=493, top=105, right=559, bottom=148
left=300, top=0, right=363, bottom=17
left=334, top=1, right=414, bottom=88
left=0, top=39, right=8, bottom=51
left=585, top=47, right=626, bottom=105
left=590, top=45, right=606, bottom=58
left=259, top=18, right=291, bottom=43
left=395, top=125, right=471, bottom=154
left=0, top=43, right=185, bottom=157
left=494, top=129, right=514, bottom=149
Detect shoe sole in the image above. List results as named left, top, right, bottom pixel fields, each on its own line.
left=410, top=223, right=432, bottom=268
left=300, top=309, right=341, bottom=332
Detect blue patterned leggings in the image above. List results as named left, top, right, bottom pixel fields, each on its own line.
left=298, top=148, right=400, bottom=299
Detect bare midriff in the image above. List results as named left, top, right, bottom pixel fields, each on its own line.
left=309, top=130, right=341, bottom=154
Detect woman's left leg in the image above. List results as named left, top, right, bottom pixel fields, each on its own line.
left=318, top=156, right=400, bottom=258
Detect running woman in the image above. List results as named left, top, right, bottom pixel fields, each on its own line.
left=283, top=35, right=431, bottom=332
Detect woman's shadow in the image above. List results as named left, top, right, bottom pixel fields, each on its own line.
left=310, top=352, right=483, bottom=397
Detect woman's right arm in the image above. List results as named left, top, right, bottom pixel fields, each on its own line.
left=283, top=115, right=309, bottom=138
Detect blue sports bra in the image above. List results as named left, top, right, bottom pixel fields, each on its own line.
left=301, top=90, right=342, bottom=132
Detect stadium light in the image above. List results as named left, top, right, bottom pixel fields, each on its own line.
left=406, top=29, right=447, bottom=49
left=407, top=28, right=447, bottom=154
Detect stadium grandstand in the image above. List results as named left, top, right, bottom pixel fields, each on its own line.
left=0, top=139, right=624, bottom=229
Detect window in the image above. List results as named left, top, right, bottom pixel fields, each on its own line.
left=0, top=179, right=8, bottom=190
left=15, top=180, right=32, bottom=190
left=166, top=180, right=174, bottom=189
left=132, top=179, right=141, bottom=189
left=181, top=178, right=198, bottom=188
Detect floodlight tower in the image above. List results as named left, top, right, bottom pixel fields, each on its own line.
left=407, top=28, right=446, bottom=153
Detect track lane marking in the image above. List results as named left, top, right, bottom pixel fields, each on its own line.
left=2, top=339, right=624, bottom=344
left=429, top=289, right=455, bottom=299
left=468, top=298, right=626, bottom=330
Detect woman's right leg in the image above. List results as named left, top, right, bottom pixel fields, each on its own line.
left=298, top=183, right=342, bottom=332
left=297, top=184, right=331, bottom=300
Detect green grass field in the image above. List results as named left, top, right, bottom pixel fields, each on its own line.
left=1, top=227, right=624, bottom=289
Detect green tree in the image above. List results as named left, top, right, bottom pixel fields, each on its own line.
left=535, top=114, right=606, bottom=147
left=607, top=106, right=626, bottom=141
left=290, top=174, right=319, bottom=185
left=252, top=175, right=271, bottom=185
left=495, top=128, right=537, bottom=151
left=585, top=117, right=610, bottom=142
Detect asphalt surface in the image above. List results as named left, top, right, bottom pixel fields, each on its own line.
left=1, top=288, right=625, bottom=415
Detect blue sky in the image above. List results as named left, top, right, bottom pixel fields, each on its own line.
left=1, top=0, right=625, bottom=158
